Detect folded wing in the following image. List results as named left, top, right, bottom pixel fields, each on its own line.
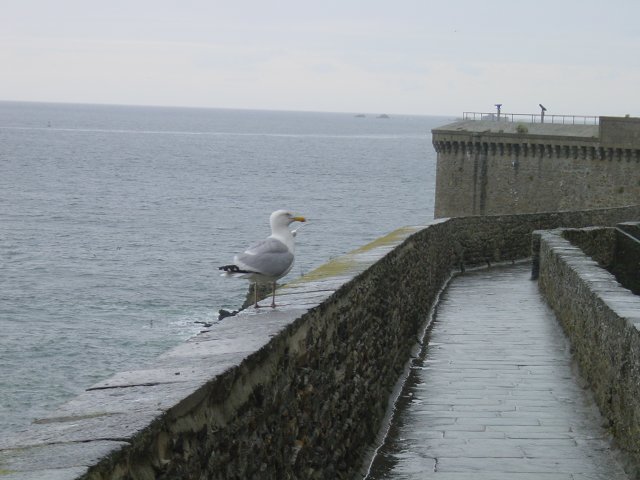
left=235, top=238, right=294, bottom=278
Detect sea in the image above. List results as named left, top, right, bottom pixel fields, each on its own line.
left=0, top=101, right=451, bottom=437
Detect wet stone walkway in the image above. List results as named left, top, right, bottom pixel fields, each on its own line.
left=367, top=264, right=630, bottom=480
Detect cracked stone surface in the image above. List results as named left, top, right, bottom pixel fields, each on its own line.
left=367, top=264, right=631, bottom=479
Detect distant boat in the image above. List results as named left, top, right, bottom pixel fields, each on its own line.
left=377, top=114, right=390, bottom=119
left=355, top=114, right=366, bottom=118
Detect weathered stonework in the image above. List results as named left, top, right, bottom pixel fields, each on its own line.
left=1, top=206, right=639, bottom=479
left=560, top=223, right=640, bottom=294
left=433, top=118, right=640, bottom=217
left=534, top=227, right=640, bottom=473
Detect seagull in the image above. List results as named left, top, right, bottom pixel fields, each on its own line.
left=219, top=210, right=306, bottom=308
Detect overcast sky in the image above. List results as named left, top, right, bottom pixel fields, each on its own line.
left=2, top=0, right=639, bottom=116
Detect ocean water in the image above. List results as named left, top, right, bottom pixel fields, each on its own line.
left=0, top=101, right=450, bottom=436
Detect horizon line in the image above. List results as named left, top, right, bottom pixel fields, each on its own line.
left=0, top=98, right=458, bottom=119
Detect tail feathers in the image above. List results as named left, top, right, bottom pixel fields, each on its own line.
left=219, top=264, right=253, bottom=274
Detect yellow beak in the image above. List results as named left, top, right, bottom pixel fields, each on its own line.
left=293, top=216, right=306, bottom=222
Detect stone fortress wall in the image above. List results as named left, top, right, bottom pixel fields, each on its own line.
left=2, top=206, right=638, bottom=479
left=432, top=116, right=640, bottom=217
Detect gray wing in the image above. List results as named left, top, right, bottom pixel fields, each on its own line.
left=235, top=238, right=294, bottom=278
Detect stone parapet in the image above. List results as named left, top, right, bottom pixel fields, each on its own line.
left=432, top=136, right=640, bottom=162
left=534, top=227, right=640, bottom=473
left=601, top=116, right=640, bottom=149
left=559, top=223, right=640, bottom=295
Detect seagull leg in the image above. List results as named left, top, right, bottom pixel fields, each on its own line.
left=253, top=282, right=261, bottom=308
left=271, top=281, right=277, bottom=308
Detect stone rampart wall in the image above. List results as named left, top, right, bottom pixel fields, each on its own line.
left=534, top=228, right=640, bottom=470
left=2, top=205, right=639, bottom=479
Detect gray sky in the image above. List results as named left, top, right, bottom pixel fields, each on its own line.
left=2, top=0, right=639, bottom=116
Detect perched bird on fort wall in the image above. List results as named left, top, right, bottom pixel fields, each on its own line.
left=219, top=209, right=306, bottom=308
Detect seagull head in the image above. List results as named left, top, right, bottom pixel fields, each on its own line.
left=270, top=210, right=306, bottom=231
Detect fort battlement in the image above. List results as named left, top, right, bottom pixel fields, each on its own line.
left=433, top=115, right=640, bottom=217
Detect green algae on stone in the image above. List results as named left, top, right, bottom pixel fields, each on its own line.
left=288, top=256, right=359, bottom=284
left=287, top=226, right=420, bottom=285
left=351, top=226, right=421, bottom=254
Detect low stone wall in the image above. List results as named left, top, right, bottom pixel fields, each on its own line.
left=2, top=205, right=639, bottom=479
left=534, top=228, right=640, bottom=472
left=611, top=225, right=640, bottom=295
left=560, top=226, right=618, bottom=267
left=559, top=223, right=640, bottom=294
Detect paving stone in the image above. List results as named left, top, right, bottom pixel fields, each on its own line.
left=435, top=456, right=616, bottom=474
left=366, top=265, right=631, bottom=480
left=0, top=468, right=89, bottom=480
left=412, top=474, right=573, bottom=480
left=0, top=440, right=125, bottom=478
